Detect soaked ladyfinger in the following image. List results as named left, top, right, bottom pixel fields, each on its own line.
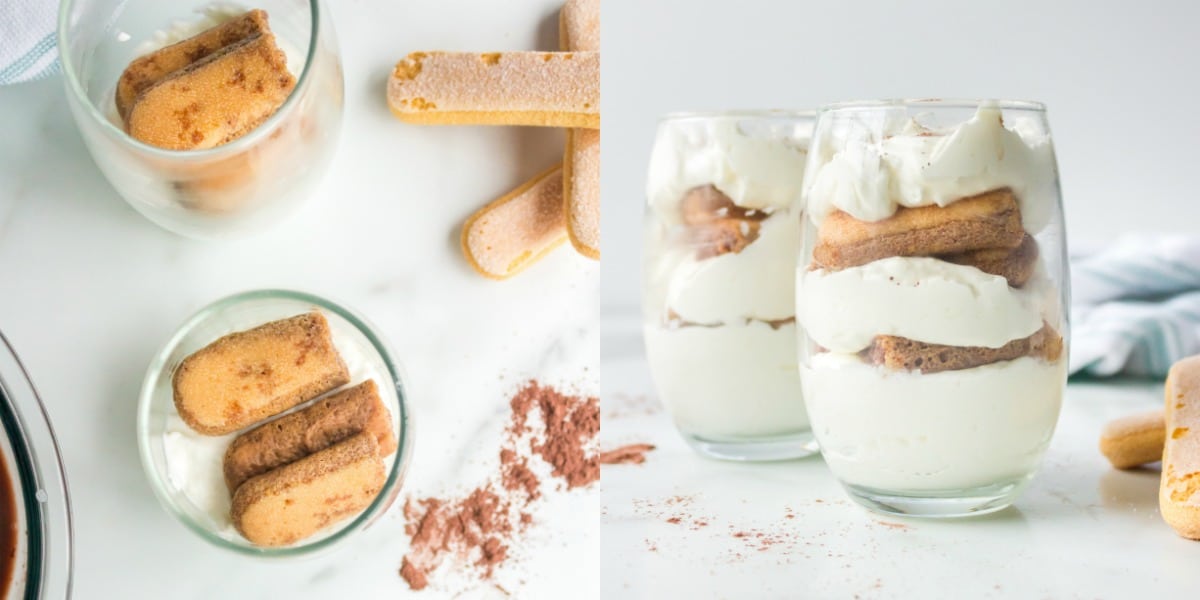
left=231, top=433, right=385, bottom=546
left=127, top=32, right=295, bottom=150
left=173, top=312, right=350, bottom=435
left=115, top=10, right=271, bottom=121
left=223, top=380, right=396, bottom=492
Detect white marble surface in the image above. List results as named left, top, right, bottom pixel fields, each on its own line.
left=601, top=311, right=1191, bottom=599
left=0, top=0, right=597, bottom=597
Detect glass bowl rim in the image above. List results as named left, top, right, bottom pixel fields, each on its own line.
left=818, top=98, right=1047, bottom=113
left=0, top=331, right=74, bottom=598
left=135, top=288, right=412, bottom=558
left=56, top=0, right=322, bottom=161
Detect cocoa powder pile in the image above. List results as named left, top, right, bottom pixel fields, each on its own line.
left=399, top=380, right=598, bottom=591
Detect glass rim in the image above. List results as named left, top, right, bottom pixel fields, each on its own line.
left=659, top=109, right=818, bottom=122
left=56, top=0, right=321, bottom=161
left=135, top=288, right=412, bottom=558
left=0, top=331, right=74, bottom=598
left=818, top=98, right=1047, bottom=113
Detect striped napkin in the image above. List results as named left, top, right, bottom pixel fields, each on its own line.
left=1070, top=235, right=1200, bottom=377
left=1, top=0, right=60, bottom=85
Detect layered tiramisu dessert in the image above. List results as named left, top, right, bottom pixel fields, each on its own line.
left=644, top=112, right=813, bottom=458
left=798, top=102, right=1068, bottom=510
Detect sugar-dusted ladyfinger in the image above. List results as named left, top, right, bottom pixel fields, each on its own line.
left=461, top=164, right=568, bottom=280
left=564, top=128, right=600, bottom=259
left=1161, top=356, right=1200, bottom=539
left=127, top=32, right=295, bottom=150
left=1099, top=409, right=1165, bottom=469
left=560, top=0, right=599, bottom=52
left=560, top=0, right=601, bottom=259
left=173, top=312, right=350, bottom=435
left=387, top=51, right=599, bottom=128
left=223, top=380, right=396, bottom=492
left=231, top=433, right=386, bottom=546
left=115, top=10, right=271, bottom=121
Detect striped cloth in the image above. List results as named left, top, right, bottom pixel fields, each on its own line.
left=1, top=0, right=59, bottom=85
left=1070, top=235, right=1200, bottom=377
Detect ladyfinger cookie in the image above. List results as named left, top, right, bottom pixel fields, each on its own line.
left=173, top=313, right=350, bottom=435
left=564, top=128, right=600, bottom=259
left=115, top=10, right=270, bottom=121
left=223, top=380, right=396, bottom=493
left=941, top=234, right=1039, bottom=288
left=561, top=0, right=601, bottom=259
left=232, top=433, right=385, bottom=547
left=679, top=185, right=768, bottom=259
left=680, top=185, right=769, bottom=224
left=813, top=188, right=1025, bottom=270
left=387, top=51, right=599, bottom=128
left=1161, top=356, right=1200, bottom=539
left=1099, top=410, right=1165, bottom=469
left=560, top=0, right=600, bottom=52
left=866, top=322, right=1062, bottom=374
left=127, top=32, right=295, bottom=150
left=461, top=164, right=568, bottom=280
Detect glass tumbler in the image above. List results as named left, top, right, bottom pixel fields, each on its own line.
left=644, top=111, right=815, bottom=461
left=797, top=99, right=1069, bottom=516
left=58, top=0, right=344, bottom=239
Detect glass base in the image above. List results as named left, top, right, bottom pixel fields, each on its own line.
left=841, top=477, right=1031, bottom=518
left=680, top=430, right=819, bottom=462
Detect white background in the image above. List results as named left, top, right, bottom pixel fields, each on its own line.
left=601, top=0, right=1200, bottom=312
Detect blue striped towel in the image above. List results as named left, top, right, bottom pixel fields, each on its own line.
left=1070, top=235, right=1200, bottom=377
left=1, top=0, right=59, bottom=85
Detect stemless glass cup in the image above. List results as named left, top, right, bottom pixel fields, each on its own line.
left=0, top=332, right=73, bottom=598
left=137, top=290, right=412, bottom=557
left=643, top=110, right=816, bottom=461
left=797, top=99, right=1069, bottom=517
left=58, top=0, right=344, bottom=239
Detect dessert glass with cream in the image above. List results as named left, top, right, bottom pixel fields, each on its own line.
left=137, top=290, right=412, bottom=555
left=797, top=99, right=1069, bottom=516
left=644, top=111, right=816, bottom=461
left=58, top=0, right=344, bottom=239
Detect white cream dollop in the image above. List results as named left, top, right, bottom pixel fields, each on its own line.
left=805, top=106, right=1057, bottom=232
left=646, top=116, right=808, bottom=224
left=798, top=257, right=1045, bottom=352
left=664, top=216, right=799, bottom=323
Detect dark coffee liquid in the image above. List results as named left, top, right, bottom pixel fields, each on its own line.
left=0, top=450, right=13, bottom=595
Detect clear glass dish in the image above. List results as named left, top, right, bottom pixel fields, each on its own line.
left=643, top=110, right=817, bottom=461
left=58, top=0, right=344, bottom=239
left=136, top=290, right=412, bottom=557
left=797, top=99, right=1069, bottom=517
left=0, top=332, right=74, bottom=598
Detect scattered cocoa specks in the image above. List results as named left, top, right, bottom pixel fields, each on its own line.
left=398, top=380, right=598, bottom=592
left=599, top=443, right=655, bottom=465
left=875, top=521, right=910, bottom=531
left=603, top=392, right=662, bottom=419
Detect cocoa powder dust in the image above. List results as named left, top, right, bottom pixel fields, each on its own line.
left=399, top=381, right=599, bottom=591
left=599, top=443, right=655, bottom=465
